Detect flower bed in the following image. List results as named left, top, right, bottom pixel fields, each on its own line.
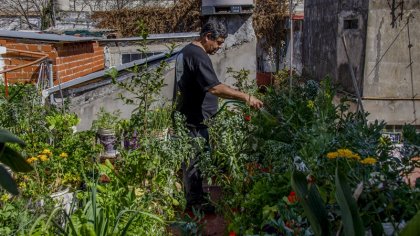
left=1, top=65, right=419, bottom=235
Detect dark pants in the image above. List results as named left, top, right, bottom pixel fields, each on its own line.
left=182, top=127, right=210, bottom=205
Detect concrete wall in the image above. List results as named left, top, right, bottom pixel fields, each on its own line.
left=210, top=15, right=257, bottom=84
left=362, top=0, right=420, bottom=125
left=70, top=15, right=257, bottom=131
left=336, top=0, right=369, bottom=94
left=303, top=0, right=339, bottom=81
left=103, top=43, right=170, bottom=68
left=303, top=0, right=368, bottom=94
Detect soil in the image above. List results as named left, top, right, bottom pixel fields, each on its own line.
left=169, top=184, right=228, bottom=236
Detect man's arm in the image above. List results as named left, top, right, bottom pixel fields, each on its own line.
left=208, top=84, right=264, bottom=109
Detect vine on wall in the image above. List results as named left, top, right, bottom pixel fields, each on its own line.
left=91, top=0, right=201, bottom=37
left=91, top=0, right=288, bottom=48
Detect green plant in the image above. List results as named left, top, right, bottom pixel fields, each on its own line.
left=30, top=181, right=164, bottom=235
left=109, top=21, right=176, bottom=137
left=291, top=170, right=330, bottom=236
left=400, top=209, right=420, bottom=236
left=172, top=208, right=205, bottom=236
left=0, top=129, right=32, bottom=195
left=92, top=107, right=121, bottom=131
left=228, top=67, right=258, bottom=96
left=0, top=192, right=52, bottom=235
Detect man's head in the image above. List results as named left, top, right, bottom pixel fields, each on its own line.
left=199, top=20, right=227, bottom=55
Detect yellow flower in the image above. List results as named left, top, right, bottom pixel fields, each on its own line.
left=59, top=152, right=68, bottom=158
left=38, top=154, right=49, bottom=162
left=360, top=157, right=377, bottom=165
left=348, top=152, right=361, bottom=161
left=327, top=152, right=338, bottom=159
left=326, top=149, right=360, bottom=161
left=18, top=182, right=27, bottom=189
left=307, top=100, right=315, bottom=109
left=26, top=157, right=38, bottom=164
left=41, top=149, right=52, bottom=156
left=1, top=194, right=11, bottom=202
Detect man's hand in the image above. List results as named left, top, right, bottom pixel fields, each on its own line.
left=248, top=95, right=264, bottom=109
left=208, top=84, right=263, bottom=109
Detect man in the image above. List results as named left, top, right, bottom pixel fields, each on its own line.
left=175, top=20, right=263, bottom=209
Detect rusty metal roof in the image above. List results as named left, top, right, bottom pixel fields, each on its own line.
left=0, top=30, right=98, bottom=43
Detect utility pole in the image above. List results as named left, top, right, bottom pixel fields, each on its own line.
left=289, top=0, right=294, bottom=92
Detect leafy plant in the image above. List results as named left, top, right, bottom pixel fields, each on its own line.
left=109, top=21, right=176, bottom=137
left=0, top=129, right=32, bottom=195
left=91, top=107, right=121, bottom=131
left=291, top=170, right=330, bottom=236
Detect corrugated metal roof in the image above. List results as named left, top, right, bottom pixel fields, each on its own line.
left=0, top=30, right=98, bottom=42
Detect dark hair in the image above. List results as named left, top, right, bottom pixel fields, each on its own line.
left=200, top=20, right=227, bottom=40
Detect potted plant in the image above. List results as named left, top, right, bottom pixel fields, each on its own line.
left=91, top=107, right=121, bottom=159
left=117, top=119, right=139, bottom=150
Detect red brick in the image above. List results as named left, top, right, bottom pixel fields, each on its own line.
left=27, top=44, right=39, bottom=52
left=22, top=67, right=34, bottom=73
left=5, top=72, right=18, bottom=79
left=40, top=44, right=53, bottom=52
left=54, top=64, right=66, bottom=73
left=10, top=44, right=28, bottom=51
left=47, top=52, right=57, bottom=59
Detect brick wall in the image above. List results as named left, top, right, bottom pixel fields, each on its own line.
left=54, top=42, right=104, bottom=83
left=0, top=39, right=104, bottom=84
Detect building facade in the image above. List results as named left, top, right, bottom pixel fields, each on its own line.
left=303, top=0, right=420, bottom=126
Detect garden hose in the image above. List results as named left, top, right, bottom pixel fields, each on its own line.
left=211, top=100, right=246, bottom=118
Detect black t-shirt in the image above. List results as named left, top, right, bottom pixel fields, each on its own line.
left=176, top=43, right=221, bottom=128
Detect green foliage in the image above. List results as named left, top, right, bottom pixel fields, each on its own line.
left=109, top=21, right=176, bottom=136
left=228, top=67, right=257, bottom=95
left=402, top=125, right=420, bottom=145
left=91, top=107, right=121, bottom=131
left=201, top=107, right=255, bottom=186
left=335, top=167, right=365, bottom=236
left=400, top=210, right=420, bottom=236
left=30, top=182, right=164, bottom=235
left=0, top=194, right=49, bottom=235
left=171, top=208, right=205, bottom=236
left=0, top=129, right=31, bottom=195
left=291, top=170, right=330, bottom=236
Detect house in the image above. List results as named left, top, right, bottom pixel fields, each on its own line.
left=0, top=30, right=104, bottom=85
left=303, top=0, right=420, bottom=127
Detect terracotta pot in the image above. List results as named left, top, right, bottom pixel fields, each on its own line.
left=256, top=72, right=274, bottom=89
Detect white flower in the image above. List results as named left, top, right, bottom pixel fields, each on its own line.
left=294, top=156, right=309, bottom=172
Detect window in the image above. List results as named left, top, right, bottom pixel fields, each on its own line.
left=344, top=19, right=359, bottom=30
left=121, top=52, right=158, bottom=64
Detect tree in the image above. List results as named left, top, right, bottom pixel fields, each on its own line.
left=0, top=0, right=55, bottom=30
left=82, top=0, right=167, bottom=11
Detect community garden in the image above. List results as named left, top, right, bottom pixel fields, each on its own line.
left=1, top=29, right=420, bottom=236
